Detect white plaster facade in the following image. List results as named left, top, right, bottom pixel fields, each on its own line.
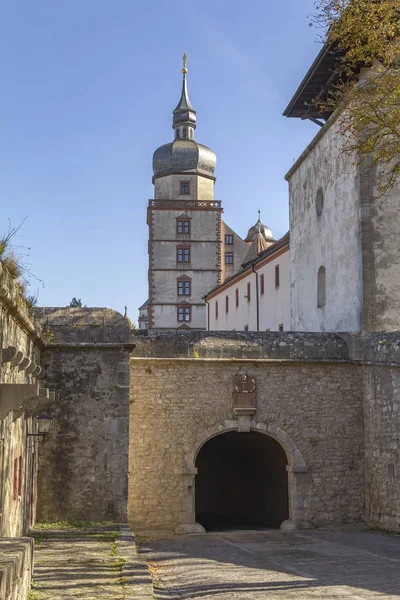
left=287, top=119, right=363, bottom=332
left=206, top=239, right=290, bottom=332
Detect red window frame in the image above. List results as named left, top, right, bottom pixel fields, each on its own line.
left=177, top=219, right=191, bottom=234
left=177, top=279, right=191, bottom=296
left=176, top=246, right=191, bottom=263
left=177, top=305, right=191, bottom=322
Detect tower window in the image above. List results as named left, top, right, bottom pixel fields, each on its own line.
left=183, top=127, right=187, bottom=139
left=260, top=273, right=265, bottom=295
left=275, top=265, right=280, bottom=288
left=225, top=234, right=233, bottom=245
left=177, top=219, right=190, bottom=234
left=180, top=181, right=190, bottom=195
left=225, top=295, right=229, bottom=314
left=225, top=252, right=233, bottom=264
left=235, top=288, right=239, bottom=308
left=177, top=246, right=191, bottom=263
left=177, top=306, right=191, bottom=322
left=178, top=280, right=191, bottom=295
left=176, top=129, right=180, bottom=139
left=317, top=266, right=326, bottom=308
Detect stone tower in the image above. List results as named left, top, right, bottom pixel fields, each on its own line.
left=147, top=56, right=223, bottom=329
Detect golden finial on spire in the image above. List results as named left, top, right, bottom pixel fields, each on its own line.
left=182, top=52, right=187, bottom=74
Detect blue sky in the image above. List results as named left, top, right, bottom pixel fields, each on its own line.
left=1, top=0, right=320, bottom=320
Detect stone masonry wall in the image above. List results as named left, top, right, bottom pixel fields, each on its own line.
left=129, top=331, right=364, bottom=535
left=36, top=307, right=132, bottom=523
left=0, top=260, right=44, bottom=537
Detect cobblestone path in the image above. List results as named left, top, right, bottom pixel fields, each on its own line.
left=31, top=524, right=153, bottom=599
left=141, top=528, right=400, bottom=599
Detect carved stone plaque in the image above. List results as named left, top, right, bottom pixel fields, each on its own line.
left=233, top=374, right=256, bottom=412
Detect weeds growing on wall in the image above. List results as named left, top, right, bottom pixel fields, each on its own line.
left=0, top=218, right=43, bottom=312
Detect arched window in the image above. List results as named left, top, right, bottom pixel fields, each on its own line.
left=316, top=188, right=324, bottom=217
left=317, top=266, right=326, bottom=308
left=176, top=129, right=180, bottom=139
left=183, top=127, right=187, bottom=139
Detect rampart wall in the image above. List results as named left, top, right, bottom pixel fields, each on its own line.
left=35, top=308, right=133, bottom=523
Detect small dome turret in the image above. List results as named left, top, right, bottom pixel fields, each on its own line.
left=245, top=211, right=275, bottom=244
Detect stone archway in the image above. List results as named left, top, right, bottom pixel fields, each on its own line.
left=195, top=430, right=288, bottom=530
left=176, top=421, right=309, bottom=534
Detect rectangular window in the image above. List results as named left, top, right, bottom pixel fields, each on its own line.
left=275, top=265, right=280, bottom=288
left=244, top=325, right=249, bottom=331
left=177, top=306, right=191, bottom=322
left=225, top=295, right=229, bottom=314
left=279, top=323, right=284, bottom=332
left=235, top=288, right=239, bottom=308
left=225, top=252, right=233, bottom=264
left=225, top=234, right=233, bottom=245
left=177, top=247, right=190, bottom=263
left=247, top=282, right=251, bottom=302
left=215, top=301, right=218, bottom=320
left=180, top=181, right=190, bottom=195
left=178, top=280, right=191, bottom=295
left=260, top=273, right=265, bottom=295
left=177, top=220, right=190, bottom=234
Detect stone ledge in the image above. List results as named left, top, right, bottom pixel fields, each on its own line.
left=117, top=524, right=154, bottom=599
left=0, top=537, right=34, bottom=600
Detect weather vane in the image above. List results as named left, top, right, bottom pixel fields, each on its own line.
left=182, top=52, right=187, bottom=75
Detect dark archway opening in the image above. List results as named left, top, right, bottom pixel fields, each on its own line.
left=195, top=431, right=288, bottom=530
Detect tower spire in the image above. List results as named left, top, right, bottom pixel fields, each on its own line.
left=173, top=53, right=196, bottom=139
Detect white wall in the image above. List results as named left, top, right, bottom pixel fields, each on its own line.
left=288, top=119, right=363, bottom=332
left=207, top=248, right=290, bottom=332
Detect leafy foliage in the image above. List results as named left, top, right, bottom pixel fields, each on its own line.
left=312, top=0, right=400, bottom=194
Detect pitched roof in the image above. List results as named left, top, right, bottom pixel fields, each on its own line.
left=241, top=232, right=269, bottom=266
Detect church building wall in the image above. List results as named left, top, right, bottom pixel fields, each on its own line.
left=287, top=118, right=363, bottom=332
left=361, top=166, right=400, bottom=331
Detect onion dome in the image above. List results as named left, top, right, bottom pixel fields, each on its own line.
left=245, top=210, right=275, bottom=244
left=152, top=54, right=216, bottom=183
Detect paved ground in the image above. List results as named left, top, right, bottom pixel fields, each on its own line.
left=140, top=528, right=400, bottom=600
left=31, top=524, right=153, bottom=599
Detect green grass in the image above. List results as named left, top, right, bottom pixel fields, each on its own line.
left=34, top=520, right=115, bottom=530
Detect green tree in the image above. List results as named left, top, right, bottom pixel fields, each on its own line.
left=312, top=0, right=400, bottom=193
left=69, top=297, right=83, bottom=307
